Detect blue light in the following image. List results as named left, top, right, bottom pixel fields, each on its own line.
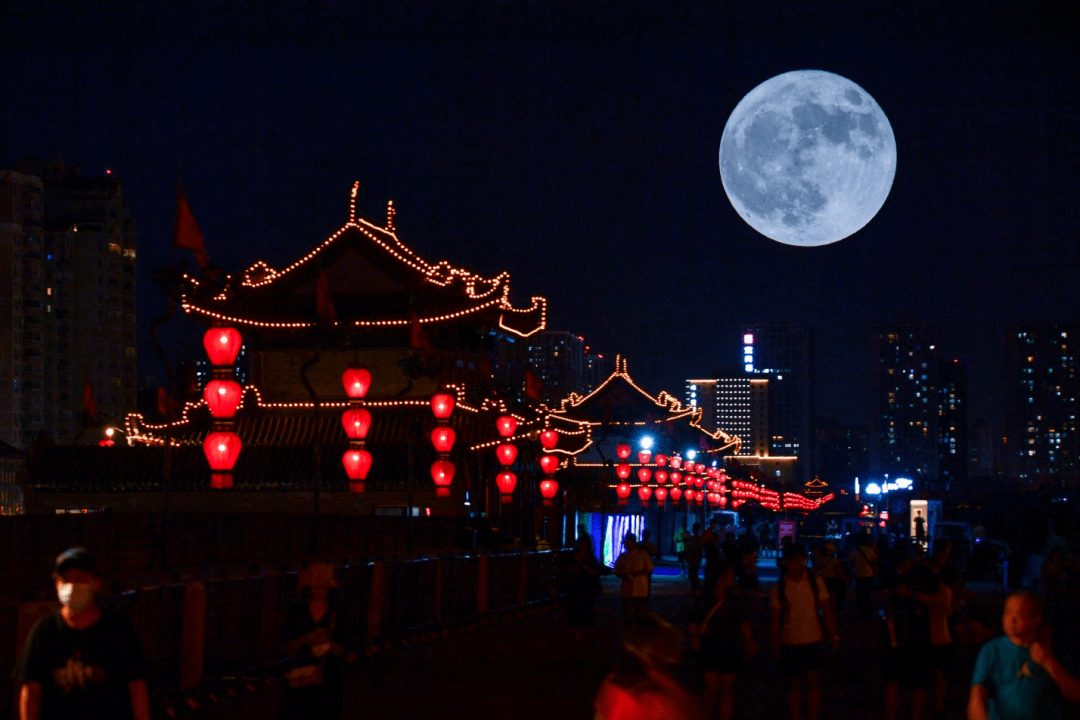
left=686, top=449, right=697, bottom=460
left=46, top=254, right=52, bottom=260
left=894, top=478, right=913, bottom=490
left=640, top=436, right=654, bottom=450
left=865, top=482, right=882, bottom=495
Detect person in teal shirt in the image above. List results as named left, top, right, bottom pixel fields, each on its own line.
left=969, top=591, right=1080, bottom=720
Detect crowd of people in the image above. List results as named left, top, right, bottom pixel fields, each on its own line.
left=593, top=523, right=1080, bottom=720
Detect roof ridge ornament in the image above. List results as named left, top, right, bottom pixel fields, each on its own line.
left=349, top=182, right=359, bottom=224
left=386, top=200, right=396, bottom=232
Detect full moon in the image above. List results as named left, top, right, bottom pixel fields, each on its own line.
left=719, top=70, right=896, bottom=247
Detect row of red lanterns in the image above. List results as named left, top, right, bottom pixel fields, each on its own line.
left=341, top=365, right=373, bottom=492
left=202, top=327, right=244, bottom=489
left=611, top=442, right=732, bottom=509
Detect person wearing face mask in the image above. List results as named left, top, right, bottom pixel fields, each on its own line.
left=12, top=548, right=149, bottom=720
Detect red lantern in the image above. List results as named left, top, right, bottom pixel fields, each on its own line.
left=615, top=463, right=632, bottom=480
left=342, top=449, right=373, bottom=481
left=616, top=483, right=632, bottom=505
left=204, top=431, right=242, bottom=489
left=654, top=453, right=668, bottom=467
left=670, top=487, right=683, bottom=502
left=654, top=470, right=668, bottom=484
left=496, top=415, right=517, bottom=438
left=495, top=443, right=518, bottom=466
left=431, top=393, right=455, bottom=420
left=670, top=456, right=682, bottom=469
left=616, top=443, right=632, bottom=460
left=637, top=450, right=652, bottom=464
left=341, top=408, right=372, bottom=439
left=654, top=487, right=668, bottom=506
left=540, top=430, right=558, bottom=450
left=496, top=471, right=517, bottom=501
left=695, top=463, right=706, bottom=474
left=718, top=496, right=728, bottom=508
left=706, top=479, right=717, bottom=492
left=205, top=379, right=243, bottom=418
left=539, top=479, right=558, bottom=506
left=203, top=327, right=242, bottom=367
left=694, top=476, right=705, bottom=488
left=539, top=454, right=559, bottom=475
left=637, top=468, right=652, bottom=484
left=431, top=427, right=456, bottom=453
left=669, top=471, right=682, bottom=485
left=341, top=366, right=372, bottom=398
left=695, top=490, right=705, bottom=503
left=430, top=460, right=455, bottom=497
left=637, top=486, right=653, bottom=502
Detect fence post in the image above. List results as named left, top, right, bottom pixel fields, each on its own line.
left=518, top=550, right=529, bottom=608
left=368, top=561, right=384, bottom=641
left=476, top=553, right=488, bottom=615
left=179, top=581, right=206, bottom=691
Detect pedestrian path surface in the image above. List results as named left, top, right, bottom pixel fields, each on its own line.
left=189, top=570, right=1018, bottom=720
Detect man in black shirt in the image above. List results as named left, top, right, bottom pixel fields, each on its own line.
left=12, top=547, right=149, bottom=720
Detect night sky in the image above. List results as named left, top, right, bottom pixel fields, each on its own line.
left=2, top=1, right=1078, bottom=431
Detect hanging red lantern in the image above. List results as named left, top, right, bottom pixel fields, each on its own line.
left=205, top=379, right=243, bottom=418
left=341, top=366, right=372, bottom=398
left=616, top=443, right=632, bottom=460
left=203, top=327, right=242, bottom=367
left=616, top=483, right=632, bottom=505
left=654, top=470, right=668, bottom=484
left=204, top=431, right=242, bottom=489
left=496, top=472, right=517, bottom=501
left=539, top=479, right=558, bottom=506
left=706, top=479, right=717, bottom=492
left=669, top=471, right=682, bottom=485
left=496, top=415, right=517, bottom=438
left=637, top=468, right=652, bottom=484
left=654, top=453, right=668, bottom=467
left=539, top=454, right=559, bottom=475
left=341, top=408, right=372, bottom=439
left=670, top=456, right=682, bottom=470
left=695, top=463, right=706, bottom=474
left=431, top=427, right=456, bottom=453
left=615, top=463, right=632, bottom=480
left=540, top=430, right=558, bottom=450
left=637, top=486, right=653, bottom=502
left=431, top=392, right=455, bottom=419
left=695, top=490, right=705, bottom=503
left=342, top=449, right=373, bottom=481
left=430, top=460, right=455, bottom=497
left=718, top=496, right=728, bottom=508
left=654, top=487, right=668, bottom=506
left=670, top=487, right=683, bottom=502
left=637, top=450, right=652, bottom=464
left=694, top=475, right=705, bottom=488
left=495, top=443, right=518, bottom=466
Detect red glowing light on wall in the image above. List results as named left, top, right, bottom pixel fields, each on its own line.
left=615, top=463, right=632, bottom=480
left=205, top=379, right=243, bottom=419
left=496, top=443, right=518, bottom=466
left=637, top=486, right=653, bottom=502
left=496, top=471, right=517, bottom=500
left=539, top=454, right=559, bottom=475
left=637, top=450, right=652, bottom=464
left=616, top=483, right=631, bottom=505
left=637, top=468, right=652, bottom=484
left=430, top=460, right=455, bottom=497
left=342, top=449, right=373, bottom=481
left=539, top=430, right=558, bottom=450
left=616, top=443, right=632, bottom=460
left=341, top=408, right=372, bottom=439
left=496, top=415, right=517, bottom=438
left=654, top=470, right=668, bottom=484
left=341, top=366, right=372, bottom=398
left=654, top=454, right=667, bottom=467
left=430, top=393, right=455, bottom=419
left=431, top=427, right=457, bottom=453
left=539, top=479, right=558, bottom=506
left=203, top=327, right=242, bottom=367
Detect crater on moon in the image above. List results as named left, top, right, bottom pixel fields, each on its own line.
left=719, top=70, right=896, bottom=247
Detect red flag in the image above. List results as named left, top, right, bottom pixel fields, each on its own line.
left=315, top=266, right=337, bottom=324
left=83, top=380, right=97, bottom=420
left=410, top=313, right=432, bottom=352
left=157, top=386, right=175, bottom=418
left=174, top=185, right=209, bottom=269
left=524, top=369, right=543, bottom=400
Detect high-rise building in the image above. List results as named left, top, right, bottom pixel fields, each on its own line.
left=870, top=323, right=967, bottom=489
left=814, top=417, right=869, bottom=485
left=526, top=331, right=584, bottom=404
left=969, top=419, right=1000, bottom=478
left=740, top=325, right=813, bottom=482
left=0, top=163, right=137, bottom=447
left=1004, top=324, right=1078, bottom=486
left=686, top=377, right=769, bottom=456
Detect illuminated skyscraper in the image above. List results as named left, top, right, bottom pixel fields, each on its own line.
left=1005, top=324, right=1078, bottom=486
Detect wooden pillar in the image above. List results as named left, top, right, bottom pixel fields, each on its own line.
left=368, top=561, right=384, bottom=640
